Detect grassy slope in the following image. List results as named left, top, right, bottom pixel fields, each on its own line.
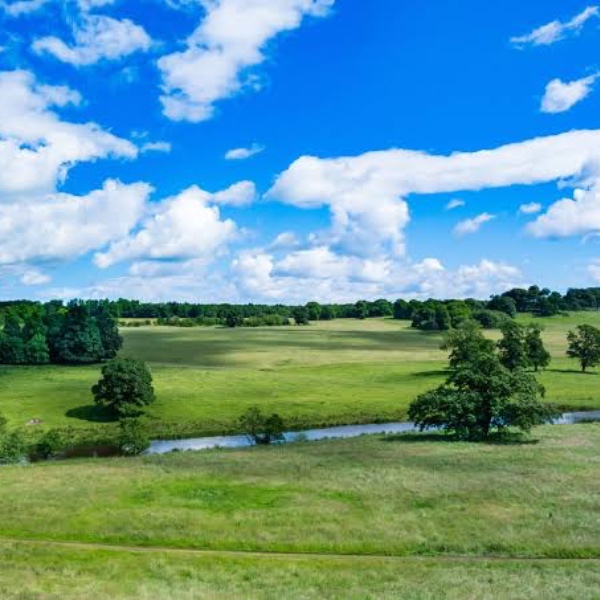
left=0, top=313, right=599, bottom=437
left=1, top=424, right=600, bottom=597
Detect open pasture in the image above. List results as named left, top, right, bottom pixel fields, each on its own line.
left=0, top=313, right=598, bottom=437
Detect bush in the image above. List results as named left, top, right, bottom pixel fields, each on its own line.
left=0, top=430, right=27, bottom=464
left=118, top=419, right=150, bottom=456
left=240, top=407, right=286, bottom=445
left=35, top=429, right=64, bottom=460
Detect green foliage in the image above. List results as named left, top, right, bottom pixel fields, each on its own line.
left=306, top=302, right=322, bottom=321
left=292, top=307, right=310, bottom=325
left=567, top=324, right=600, bottom=372
left=92, top=358, right=156, bottom=418
left=412, top=324, right=557, bottom=440
left=35, top=429, right=63, bottom=459
left=353, top=301, right=369, bottom=320
left=240, top=406, right=285, bottom=445
left=0, top=334, right=25, bottom=364
left=393, top=299, right=411, bottom=320
left=96, top=306, right=123, bottom=359
left=0, top=428, right=27, bottom=464
left=488, top=296, right=517, bottom=318
left=118, top=419, right=150, bottom=456
left=471, top=309, right=511, bottom=329
left=51, top=305, right=104, bottom=365
left=525, top=324, right=551, bottom=372
left=497, top=320, right=529, bottom=371
left=25, top=333, right=50, bottom=364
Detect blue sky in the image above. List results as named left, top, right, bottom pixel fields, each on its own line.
left=1, top=0, right=600, bottom=302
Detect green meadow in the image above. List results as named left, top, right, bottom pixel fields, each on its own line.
left=1, top=424, right=600, bottom=597
left=1, top=313, right=599, bottom=439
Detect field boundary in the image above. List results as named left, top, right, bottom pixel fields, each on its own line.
left=1, top=537, right=599, bottom=563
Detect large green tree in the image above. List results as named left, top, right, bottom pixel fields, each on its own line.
left=52, top=304, right=104, bottom=364
left=567, top=325, right=600, bottom=372
left=497, top=321, right=530, bottom=371
left=92, top=358, right=156, bottom=418
left=410, top=324, right=556, bottom=440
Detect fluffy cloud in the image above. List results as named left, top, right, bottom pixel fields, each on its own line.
left=1, top=0, right=51, bottom=16
left=233, top=246, right=524, bottom=303
left=541, top=74, right=599, bottom=114
left=589, top=260, right=600, bottom=282
left=518, top=202, right=542, bottom=215
left=0, top=70, right=137, bottom=198
left=0, top=180, right=151, bottom=264
left=511, top=6, right=599, bottom=47
left=225, top=143, right=265, bottom=160
left=94, top=184, right=245, bottom=268
left=140, top=141, right=172, bottom=153
left=20, top=269, right=51, bottom=285
left=158, top=0, right=334, bottom=121
left=454, top=213, right=495, bottom=236
left=268, top=129, right=600, bottom=259
left=528, top=177, right=600, bottom=238
left=33, top=15, right=152, bottom=66
left=445, top=198, right=465, bottom=210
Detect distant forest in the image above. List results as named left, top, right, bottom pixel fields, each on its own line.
left=0, top=286, right=599, bottom=365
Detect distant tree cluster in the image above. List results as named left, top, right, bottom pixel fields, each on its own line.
left=0, top=301, right=121, bottom=365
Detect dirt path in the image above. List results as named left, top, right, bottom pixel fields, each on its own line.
left=1, top=537, right=598, bottom=563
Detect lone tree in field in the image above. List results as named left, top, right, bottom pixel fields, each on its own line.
left=497, top=320, right=530, bottom=371
left=409, top=322, right=557, bottom=440
left=525, top=324, right=551, bottom=372
left=567, top=324, right=600, bottom=372
left=92, top=358, right=156, bottom=418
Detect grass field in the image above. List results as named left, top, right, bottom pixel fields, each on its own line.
left=0, top=313, right=599, bottom=439
left=1, top=423, right=599, bottom=597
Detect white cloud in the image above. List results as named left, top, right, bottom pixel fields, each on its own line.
left=511, top=6, right=599, bottom=47
left=589, top=260, right=600, bottom=282
left=1, top=0, right=51, bottom=16
left=225, top=143, right=265, bottom=160
left=33, top=15, right=152, bottom=66
left=518, top=202, right=542, bottom=215
left=269, top=231, right=300, bottom=250
left=94, top=184, right=244, bottom=268
left=268, top=129, right=600, bottom=260
left=140, top=141, right=172, bottom=153
left=233, top=246, right=524, bottom=303
left=541, top=74, right=599, bottom=114
left=212, top=180, right=257, bottom=206
left=0, top=70, right=137, bottom=198
left=0, top=180, right=151, bottom=264
left=454, top=213, right=495, bottom=236
left=445, top=198, right=465, bottom=210
left=528, top=176, right=600, bottom=238
left=20, top=269, right=51, bottom=285
left=158, top=0, right=334, bottom=122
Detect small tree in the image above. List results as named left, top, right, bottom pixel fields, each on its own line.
left=118, top=419, right=150, bottom=456
left=567, top=324, right=600, bottom=372
left=441, top=320, right=495, bottom=370
left=92, top=358, right=156, bottom=417
left=525, top=324, right=551, bottom=372
left=497, top=321, right=530, bottom=371
left=240, top=407, right=285, bottom=445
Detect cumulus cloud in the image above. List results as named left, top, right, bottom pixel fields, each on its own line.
left=94, top=183, right=248, bottom=268
left=511, top=6, right=599, bottom=47
left=268, top=129, right=600, bottom=259
left=33, top=14, right=152, bottom=66
left=528, top=177, right=600, bottom=238
left=233, top=246, right=524, bottom=303
left=589, top=260, right=600, bottom=282
left=445, top=198, right=465, bottom=210
left=0, top=70, right=137, bottom=198
left=225, top=143, right=265, bottom=160
left=541, top=74, right=599, bottom=114
left=0, top=180, right=151, bottom=264
left=158, top=0, right=334, bottom=122
left=454, top=213, right=495, bottom=236
left=20, top=269, right=51, bottom=285
left=518, top=202, right=542, bottom=215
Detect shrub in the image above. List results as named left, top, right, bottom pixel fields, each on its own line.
left=118, top=419, right=150, bottom=456
left=240, top=407, right=286, bottom=445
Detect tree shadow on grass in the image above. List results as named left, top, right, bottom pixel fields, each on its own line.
left=66, top=404, right=117, bottom=423
left=381, top=432, right=540, bottom=446
left=546, top=368, right=598, bottom=375
left=411, top=369, right=449, bottom=379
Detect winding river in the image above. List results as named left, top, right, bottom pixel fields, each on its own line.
left=146, top=410, right=600, bottom=455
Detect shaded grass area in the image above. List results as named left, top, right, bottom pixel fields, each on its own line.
left=0, top=315, right=598, bottom=440
left=1, top=424, right=600, bottom=558
left=1, top=541, right=599, bottom=600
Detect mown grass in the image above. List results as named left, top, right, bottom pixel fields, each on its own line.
left=0, top=314, right=599, bottom=439
left=1, top=424, right=600, bottom=558
left=1, top=541, right=599, bottom=600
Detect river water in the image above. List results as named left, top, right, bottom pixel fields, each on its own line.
left=146, top=410, right=600, bottom=455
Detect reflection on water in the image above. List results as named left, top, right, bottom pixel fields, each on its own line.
left=147, top=411, right=600, bottom=455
